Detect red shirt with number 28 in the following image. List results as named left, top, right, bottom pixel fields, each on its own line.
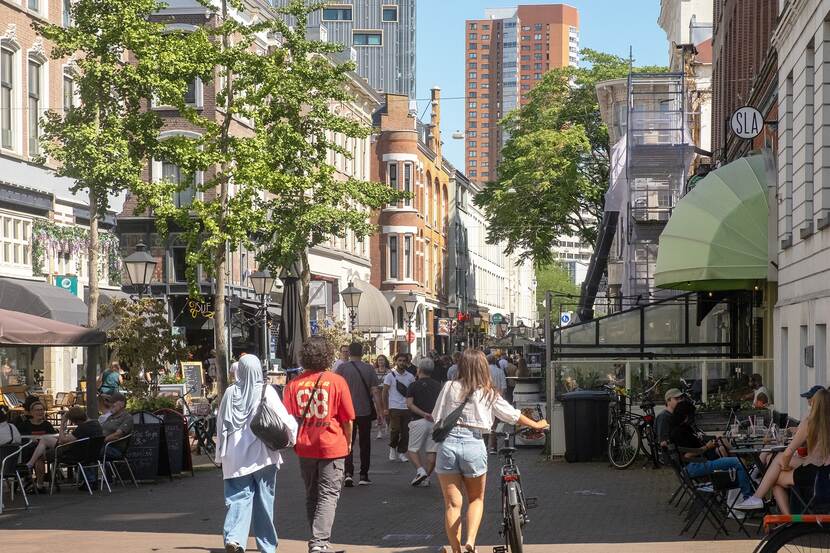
left=283, top=369, right=355, bottom=459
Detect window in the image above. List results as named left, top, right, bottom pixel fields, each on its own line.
left=482, top=64, right=490, bottom=70
left=184, top=78, right=197, bottom=104
left=28, top=0, right=38, bottom=11
left=481, top=82, right=489, bottom=88
left=1, top=48, right=13, bottom=149
left=388, top=161, right=398, bottom=191
left=468, top=53, right=477, bottom=59
left=534, top=33, right=542, bottom=40
left=521, top=64, right=530, bottom=71
left=482, top=24, right=489, bottom=30
left=162, top=162, right=196, bottom=207
left=469, top=23, right=477, bottom=30
left=404, top=235, right=412, bottom=278
left=382, top=6, right=398, bottom=22
left=521, top=55, right=530, bottom=61
left=469, top=33, right=477, bottom=40
left=467, top=131, right=477, bottom=137
left=353, top=31, right=382, bottom=46
left=469, top=170, right=477, bottom=177
left=172, top=247, right=187, bottom=282
left=535, top=23, right=543, bottom=31
left=521, top=45, right=530, bottom=51
left=521, top=84, right=530, bottom=91
left=389, top=235, right=398, bottom=279
left=468, top=91, right=477, bottom=98
left=468, top=111, right=476, bottom=118
left=481, top=34, right=490, bottom=40
left=63, top=74, right=75, bottom=113
left=403, top=163, right=412, bottom=206
left=534, top=44, right=543, bottom=51
left=468, top=151, right=476, bottom=157
left=468, top=140, right=476, bottom=147
left=468, top=81, right=476, bottom=89
left=322, top=6, right=352, bottom=21
left=534, top=73, right=542, bottom=80
left=535, top=63, right=543, bottom=70
left=27, top=60, right=40, bottom=155
left=535, top=53, right=543, bottom=60
left=63, top=0, right=72, bottom=26
left=469, top=62, right=477, bottom=69
left=468, top=101, right=476, bottom=108
left=469, top=43, right=477, bottom=50
left=521, top=35, right=530, bottom=41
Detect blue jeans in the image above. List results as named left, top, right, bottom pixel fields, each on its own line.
left=223, top=464, right=278, bottom=553
left=685, top=456, right=753, bottom=498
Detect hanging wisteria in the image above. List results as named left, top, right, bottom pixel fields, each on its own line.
left=31, top=219, right=122, bottom=284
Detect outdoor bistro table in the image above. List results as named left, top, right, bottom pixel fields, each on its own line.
left=728, top=440, right=789, bottom=487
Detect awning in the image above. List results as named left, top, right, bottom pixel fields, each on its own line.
left=353, top=278, right=394, bottom=333
left=0, top=277, right=88, bottom=326
left=654, top=155, right=769, bottom=291
left=0, top=307, right=105, bottom=346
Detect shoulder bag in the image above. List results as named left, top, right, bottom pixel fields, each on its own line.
left=250, top=382, right=294, bottom=451
left=393, top=374, right=410, bottom=397
left=296, top=373, right=325, bottom=434
left=349, top=362, right=377, bottom=421
left=432, top=388, right=471, bottom=443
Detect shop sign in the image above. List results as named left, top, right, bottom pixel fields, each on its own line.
left=437, top=318, right=450, bottom=336
left=54, top=274, right=78, bottom=296
left=491, top=313, right=504, bottom=324
left=730, top=106, right=763, bottom=139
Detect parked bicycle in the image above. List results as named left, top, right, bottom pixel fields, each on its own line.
left=754, top=514, right=830, bottom=552
left=493, top=406, right=547, bottom=553
left=177, top=387, right=218, bottom=468
left=606, top=377, right=664, bottom=470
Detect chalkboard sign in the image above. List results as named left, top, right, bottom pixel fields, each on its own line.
left=181, top=361, right=204, bottom=397
left=125, top=412, right=162, bottom=481
left=156, top=409, right=185, bottom=476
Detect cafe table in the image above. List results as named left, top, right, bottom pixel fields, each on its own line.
left=728, top=441, right=789, bottom=486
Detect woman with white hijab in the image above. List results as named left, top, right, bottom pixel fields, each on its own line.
left=217, top=355, right=297, bottom=553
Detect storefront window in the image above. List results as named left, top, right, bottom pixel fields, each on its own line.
left=0, top=347, right=32, bottom=388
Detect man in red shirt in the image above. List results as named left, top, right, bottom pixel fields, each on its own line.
left=284, top=336, right=354, bottom=553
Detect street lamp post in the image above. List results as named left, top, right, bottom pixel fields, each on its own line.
left=123, top=243, right=157, bottom=298
left=472, top=313, right=481, bottom=348
left=447, top=304, right=458, bottom=353
left=249, top=270, right=276, bottom=371
left=340, top=281, right=363, bottom=333
left=403, top=291, right=417, bottom=354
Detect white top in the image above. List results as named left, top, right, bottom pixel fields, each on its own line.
left=0, top=421, right=20, bottom=445
left=490, top=364, right=507, bottom=394
left=432, top=380, right=521, bottom=431
left=754, top=386, right=769, bottom=402
left=217, top=385, right=298, bottom=480
left=383, top=370, right=417, bottom=410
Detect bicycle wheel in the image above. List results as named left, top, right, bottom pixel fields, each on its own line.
left=758, top=523, right=830, bottom=552
left=507, top=502, right=524, bottom=553
left=608, top=421, right=640, bottom=469
left=640, top=425, right=661, bottom=467
left=195, top=418, right=219, bottom=468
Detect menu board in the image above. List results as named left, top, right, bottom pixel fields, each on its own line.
left=125, top=412, right=162, bottom=481
left=180, top=361, right=204, bottom=397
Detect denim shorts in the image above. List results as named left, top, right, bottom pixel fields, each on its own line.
left=435, top=426, right=488, bottom=478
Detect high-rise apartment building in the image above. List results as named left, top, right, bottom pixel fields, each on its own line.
left=464, top=4, right=579, bottom=183
left=288, top=1, right=416, bottom=98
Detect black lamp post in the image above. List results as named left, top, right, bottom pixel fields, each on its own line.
left=403, top=291, right=417, bottom=354
left=249, top=270, right=276, bottom=370
left=123, top=243, right=157, bottom=298
left=340, top=281, right=363, bottom=333
left=472, top=312, right=482, bottom=348
left=447, top=304, right=458, bottom=353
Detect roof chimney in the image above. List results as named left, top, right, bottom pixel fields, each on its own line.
left=430, top=87, right=441, bottom=158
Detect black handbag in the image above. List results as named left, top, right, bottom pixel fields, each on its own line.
left=394, top=376, right=410, bottom=397
left=250, top=382, right=293, bottom=451
left=348, top=362, right=377, bottom=421
left=432, top=393, right=471, bottom=443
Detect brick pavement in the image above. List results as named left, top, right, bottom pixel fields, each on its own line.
left=0, top=432, right=763, bottom=552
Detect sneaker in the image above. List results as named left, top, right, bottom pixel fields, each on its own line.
left=398, top=453, right=409, bottom=463
left=411, top=467, right=428, bottom=487
left=735, top=496, right=764, bottom=510
left=358, top=476, right=372, bottom=486
left=418, top=478, right=431, bottom=487
left=225, top=543, right=244, bottom=553
left=375, top=429, right=383, bottom=440
left=389, top=448, right=398, bottom=461
left=727, top=509, right=746, bottom=520
left=343, top=475, right=354, bottom=488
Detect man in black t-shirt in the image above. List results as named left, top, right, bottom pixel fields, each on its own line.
left=405, top=359, right=443, bottom=487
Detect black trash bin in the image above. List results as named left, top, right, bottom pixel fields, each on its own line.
left=560, top=390, right=611, bottom=462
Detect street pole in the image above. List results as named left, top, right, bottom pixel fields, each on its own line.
left=262, top=293, right=269, bottom=371
left=406, top=317, right=412, bottom=354
left=544, top=291, right=552, bottom=368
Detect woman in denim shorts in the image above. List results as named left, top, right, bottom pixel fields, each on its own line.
left=431, top=349, right=549, bottom=553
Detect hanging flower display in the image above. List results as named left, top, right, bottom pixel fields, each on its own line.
left=31, top=219, right=122, bottom=285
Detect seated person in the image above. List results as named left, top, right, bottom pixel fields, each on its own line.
left=737, top=388, right=830, bottom=512
left=15, top=400, right=56, bottom=491
left=656, top=388, right=684, bottom=447
left=25, top=406, right=103, bottom=488
left=101, top=392, right=133, bottom=460
left=671, top=400, right=754, bottom=504
left=754, top=392, right=770, bottom=410
left=0, top=406, right=21, bottom=446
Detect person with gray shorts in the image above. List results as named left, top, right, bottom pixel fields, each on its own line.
left=406, top=358, right=442, bottom=487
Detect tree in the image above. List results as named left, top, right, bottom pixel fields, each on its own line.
left=35, top=0, right=205, bottom=328
left=535, top=263, right=580, bottom=324
left=133, top=0, right=403, bottom=395
left=474, top=49, right=666, bottom=265
left=98, top=298, right=190, bottom=395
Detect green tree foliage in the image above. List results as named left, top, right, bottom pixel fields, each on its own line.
left=133, top=0, right=403, bottom=393
left=474, top=49, right=666, bottom=265
left=99, top=298, right=190, bottom=397
left=34, top=0, right=206, bottom=327
left=535, top=263, right=580, bottom=323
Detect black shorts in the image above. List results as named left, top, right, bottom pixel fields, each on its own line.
left=794, top=463, right=823, bottom=488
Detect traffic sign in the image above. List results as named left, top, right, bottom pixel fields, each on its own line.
left=406, top=330, right=416, bottom=344
left=560, top=312, right=573, bottom=326
left=730, top=106, right=763, bottom=139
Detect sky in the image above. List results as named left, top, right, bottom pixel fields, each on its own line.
left=415, top=0, right=669, bottom=168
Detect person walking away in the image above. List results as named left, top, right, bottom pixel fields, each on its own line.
left=383, top=353, right=416, bottom=462
left=217, top=355, right=297, bottom=553
left=373, top=355, right=391, bottom=439
left=332, top=345, right=349, bottom=372
left=503, top=357, right=518, bottom=404
left=406, top=358, right=442, bottom=487
left=335, top=342, right=382, bottom=487
left=736, top=388, right=830, bottom=513
left=446, top=352, right=461, bottom=381
left=97, top=362, right=123, bottom=396
left=485, top=354, right=507, bottom=454
left=432, top=349, right=548, bottom=553
left=283, top=337, right=354, bottom=553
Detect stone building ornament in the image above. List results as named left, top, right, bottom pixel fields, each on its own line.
left=2, top=24, right=17, bottom=43
left=30, top=37, right=47, bottom=60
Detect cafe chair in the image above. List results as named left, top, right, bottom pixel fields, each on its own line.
left=103, top=434, right=138, bottom=489
left=709, top=469, right=751, bottom=538
left=666, top=445, right=729, bottom=539
left=50, top=437, right=109, bottom=495
left=790, top=465, right=830, bottom=515
left=0, top=442, right=35, bottom=514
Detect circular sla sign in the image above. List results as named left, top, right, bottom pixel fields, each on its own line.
left=59, top=277, right=72, bottom=289
left=730, top=106, right=763, bottom=140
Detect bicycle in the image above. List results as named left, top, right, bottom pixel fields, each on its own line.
left=177, top=387, right=219, bottom=468
left=754, top=514, right=830, bottom=552
left=606, top=377, right=664, bottom=470
left=493, top=406, right=547, bottom=553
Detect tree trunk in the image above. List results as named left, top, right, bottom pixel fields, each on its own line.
left=87, top=188, right=99, bottom=329
left=213, top=249, right=228, bottom=396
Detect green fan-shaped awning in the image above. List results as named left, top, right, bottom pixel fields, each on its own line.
left=655, top=155, right=769, bottom=291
